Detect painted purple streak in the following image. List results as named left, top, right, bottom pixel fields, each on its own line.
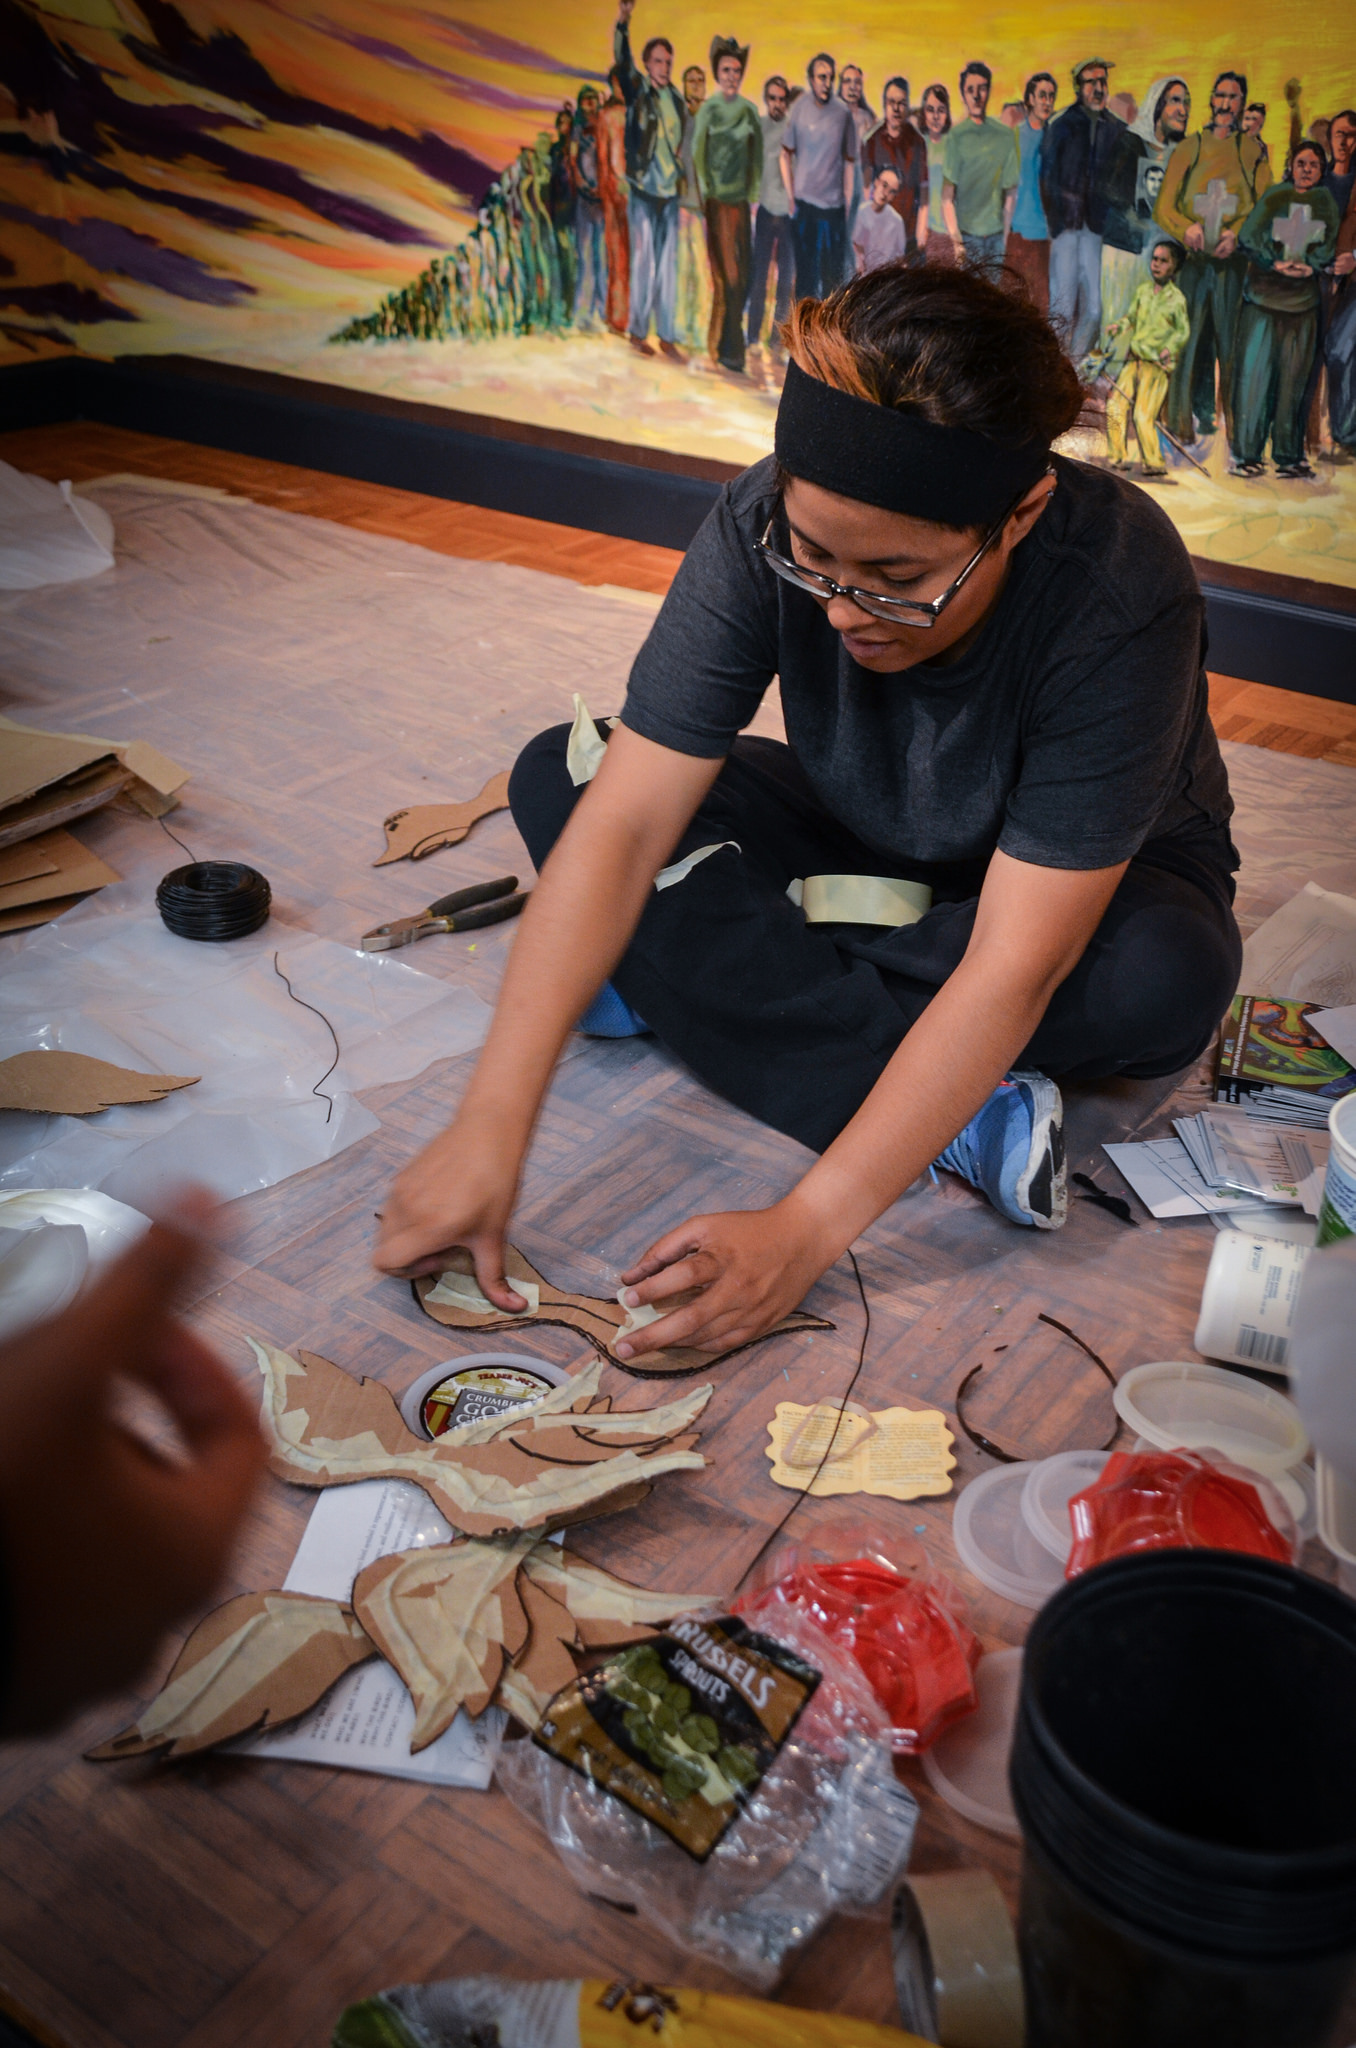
left=0, top=202, right=254, bottom=304
left=0, top=282, right=137, bottom=325
left=424, top=13, right=607, bottom=83
left=315, top=20, right=565, bottom=114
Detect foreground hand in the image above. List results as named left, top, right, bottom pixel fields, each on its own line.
left=373, top=1106, right=529, bottom=1311
left=616, top=1201, right=835, bottom=1361
left=1216, top=228, right=1238, bottom=259
left=0, top=1197, right=265, bottom=1736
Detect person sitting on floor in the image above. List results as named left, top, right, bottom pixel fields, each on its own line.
left=374, top=264, right=1241, bottom=1371
left=1104, top=237, right=1190, bottom=476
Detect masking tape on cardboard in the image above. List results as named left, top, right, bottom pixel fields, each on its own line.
left=893, top=1870, right=1024, bottom=2048
left=788, top=874, right=933, bottom=927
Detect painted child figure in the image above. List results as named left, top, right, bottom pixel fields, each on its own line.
left=852, top=168, right=908, bottom=274
left=1105, top=239, right=1190, bottom=476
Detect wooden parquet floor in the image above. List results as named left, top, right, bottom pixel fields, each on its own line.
left=0, top=424, right=1352, bottom=2048
left=4, top=421, right=1356, bottom=766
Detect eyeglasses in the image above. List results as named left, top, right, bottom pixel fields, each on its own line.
left=754, top=473, right=1053, bottom=629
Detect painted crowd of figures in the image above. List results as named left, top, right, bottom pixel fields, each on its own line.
left=335, top=27, right=1356, bottom=480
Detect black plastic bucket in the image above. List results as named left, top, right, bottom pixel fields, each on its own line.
left=1011, top=1551, right=1356, bottom=2047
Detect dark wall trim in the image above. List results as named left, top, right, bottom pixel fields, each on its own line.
left=4, top=352, right=1354, bottom=703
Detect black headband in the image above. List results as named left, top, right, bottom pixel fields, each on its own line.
left=774, top=356, right=1050, bottom=526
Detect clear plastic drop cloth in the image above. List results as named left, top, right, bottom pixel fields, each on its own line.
left=0, top=891, right=489, bottom=1206
left=0, top=461, right=115, bottom=589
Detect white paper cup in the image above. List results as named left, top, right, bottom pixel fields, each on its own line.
left=1317, top=1093, right=1356, bottom=1247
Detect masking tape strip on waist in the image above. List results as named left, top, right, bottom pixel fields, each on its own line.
left=788, top=874, right=933, bottom=926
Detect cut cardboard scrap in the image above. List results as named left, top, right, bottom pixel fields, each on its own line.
left=0, top=1051, right=199, bottom=1116
left=375, top=769, right=511, bottom=865
left=353, top=1533, right=535, bottom=1750
left=0, top=715, right=188, bottom=849
left=0, top=827, right=120, bottom=914
left=86, top=1592, right=374, bottom=1760
left=498, top=1569, right=583, bottom=1729
left=766, top=1401, right=956, bottom=1501
left=250, top=1342, right=710, bottom=1537
left=416, top=1244, right=833, bottom=1376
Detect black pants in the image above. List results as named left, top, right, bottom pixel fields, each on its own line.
left=509, top=726, right=1243, bottom=1156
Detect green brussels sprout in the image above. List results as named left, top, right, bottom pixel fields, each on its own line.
left=680, top=1713, right=720, bottom=1754
left=664, top=1683, right=692, bottom=1716
left=717, top=1744, right=760, bottom=1788
left=661, top=1758, right=707, bottom=1802
left=652, top=1701, right=681, bottom=1734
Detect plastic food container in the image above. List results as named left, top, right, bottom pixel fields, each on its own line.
left=952, top=1465, right=1068, bottom=1609
left=398, top=1352, right=570, bottom=1439
left=921, top=1647, right=1023, bottom=1839
left=1113, top=1360, right=1308, bottom=1475
left=1020, top=1449, right=1112, bottom=1563
left=1195, top=1229, right=1311, bottom=1374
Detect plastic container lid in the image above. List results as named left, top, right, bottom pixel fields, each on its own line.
left=952, top=1464, right=1068, bottom=1609
left=1113, top=1360, right=1308, bottom=1477
left=1317, top=1455, right=1356, bottom=1567
left=0, top=1223, right=88, bottom=1341
left=1021, top=1450, right=1112, bottom=1563
left=921, top=1647, right=1023, bottom=1839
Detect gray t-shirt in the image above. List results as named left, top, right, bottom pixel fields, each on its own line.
left=620, top=454, right=1233, bottom=876
left=782, top=92, right=857, bottom=210
left=758, top=112, right=791, bottom=213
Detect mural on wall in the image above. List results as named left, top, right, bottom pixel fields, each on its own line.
left=2, top=0, right=1353, bottom=589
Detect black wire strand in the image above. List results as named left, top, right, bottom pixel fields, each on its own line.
left=271, top=951, right=341, bottom=1124
left=156, top=812, right=198, bottom=863
left=732, top=1246, right=871, bottom=1596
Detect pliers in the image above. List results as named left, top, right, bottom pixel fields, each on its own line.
left=361, top=874, right=528, bottom=953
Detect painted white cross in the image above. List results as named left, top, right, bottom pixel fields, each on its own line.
left=1192, top=176, right=1236, bottom=247
left=1272, top=201, right=1325, bottom=262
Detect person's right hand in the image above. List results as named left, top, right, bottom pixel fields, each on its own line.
left=373, top=1106, right=529, bottom=1310
left=1185, top=223, right=1205, bottom=252
left=0, top=1196, right=265, bottom=1738
left=617, top=0, right=635, bottom=21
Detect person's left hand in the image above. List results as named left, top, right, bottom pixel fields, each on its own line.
left=1216, top=227, right=1238, bottom=259
left=615, top=1202, right=835, bottom=1361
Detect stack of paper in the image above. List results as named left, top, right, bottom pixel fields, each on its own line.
left=1106, top=1113, right=1329, bottom=1221
left=0, top=716, right=187, bottom=932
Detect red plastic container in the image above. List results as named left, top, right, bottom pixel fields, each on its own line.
left=1066, top=1449, right=1296, bottom=1578
left=737, top=1537, right=981, bottom=1754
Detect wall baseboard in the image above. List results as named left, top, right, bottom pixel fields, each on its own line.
left=5, top=352, right=1354, bottom=704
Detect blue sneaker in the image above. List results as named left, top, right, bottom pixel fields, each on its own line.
left=577, top=981, right=650, bottom=1038
left=934, top=1071, right=1066, bottom=1229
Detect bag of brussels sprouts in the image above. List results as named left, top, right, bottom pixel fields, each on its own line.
left=495, top=1606, right=918, bottom=1989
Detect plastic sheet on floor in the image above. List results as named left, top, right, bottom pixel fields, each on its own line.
left=0, top=896, right=489, bottom=1206
left=0, top=460, right=115, bottom=589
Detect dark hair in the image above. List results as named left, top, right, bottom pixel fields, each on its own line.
left=1330, top=107, right=1356, bottom=130
left=920, top=81, right=952, bottom=132
left=1150, top=236, right=1184, bottom=271
left=1024, top=71, right=1056, bottom=105
left=782, top=265, right=1082, bottom=467
left=882, top=75, right=909, bottom=104
left=807, top=51, right=835, bottom=80
left=641, top=35, right=674, bottom=62
left=1213, top=70, right=1247, bottom=102
left=1246, top=100, right=1267, bottom=116
left=1289, top=139, right=1326, bottom=175
left=764, top=74, right=788, bottom=100
left=960, top=60, right=992, bottom=90
left=1152, top=78, right=1187, bottom=128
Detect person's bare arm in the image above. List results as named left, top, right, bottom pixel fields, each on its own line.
left=1003, top=182, right=1017, bottom=237
left=614, top=851, right=1128, bottom=1360
left=374, top=726, right=721, bottom=1299
left=943, top=179, right=961, bottom=252
left=780, top=142, right=796, bottom=212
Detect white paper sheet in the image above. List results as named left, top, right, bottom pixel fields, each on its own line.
left=1103, top=1138, right=1262, bottom=1219
left=1311, top=1005, right=1356, bottom=1069
left=235, top=1478, right=504, bottom=1787
left=1238, top=883, right=1356, bottom=1008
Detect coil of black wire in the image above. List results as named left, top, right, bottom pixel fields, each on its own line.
left=156, top=861, right=271, bottom=942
